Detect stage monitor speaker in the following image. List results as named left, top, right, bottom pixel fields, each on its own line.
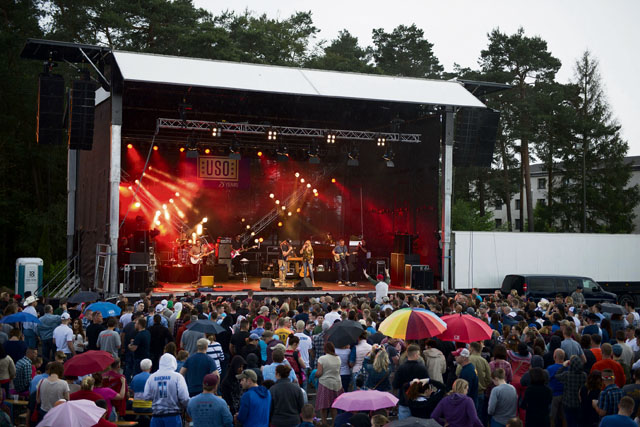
left=410, top=265, right=434, bottom=290
left=37, top=73, right=65, bottom=145
left=260, top=278, right=275, bottom=290
left=295, top=277, right=313, bottom=289
left=454, top=108, right=500, bottom=168
left=68, top=79, right=98, bottom=150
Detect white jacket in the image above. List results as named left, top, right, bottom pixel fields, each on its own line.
left=143, top=353, right=190, bottom=415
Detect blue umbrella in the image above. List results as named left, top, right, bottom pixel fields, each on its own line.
left=85, top=302, right=121, bottom=318
left=0, top=312, right=41, bottom=324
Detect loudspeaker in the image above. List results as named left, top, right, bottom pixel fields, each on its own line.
left=129, top=252, right=148, bottom=265
left=393, top=234, right=416, bottom=254
left=68, top=79, right=97, bottom=150
left=260, top=278, right=275, bottom=290
left=454, top=108, right=500, bottom=168
left=37, top=73, right=65, bottom=145
left=410, top=265, right=434, bottom=290
left=295, top=277, right=313, bottom=289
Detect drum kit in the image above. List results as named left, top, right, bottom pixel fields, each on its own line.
left=170, top=232, right=214, bottom=266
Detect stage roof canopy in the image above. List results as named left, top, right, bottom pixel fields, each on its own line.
left=112, top=51, right=486, bottom=109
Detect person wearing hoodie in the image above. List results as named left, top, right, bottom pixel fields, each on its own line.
left=423, top=340, right=446, bottom=383
left=521, top=367, right=553, bottom=427
left=220, top=355, right=246, bottom=414
left=143, top=353, right=190, bottom=426
left=543, top=335, right=563, bottom=368
left=235, top=369, right=271, bottom=427
left=520, top=355, right=549, bottom=387
left=431, top=378, right=483, bottom=427
left=556, top=355, right=587, bottom=427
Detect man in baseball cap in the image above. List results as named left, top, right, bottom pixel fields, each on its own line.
left=236, top=369, right=271, bottom=427
left=454, top=347, right=479, bottom=403
left=187, top=372, right=232, bottom=427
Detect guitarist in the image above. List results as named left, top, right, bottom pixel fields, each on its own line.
left=332, top=239, right=351, bottom=284
left=231, top=234, right=245, bottom=275
left=278, top=239, right=294, bottom=285
left=189, top=240, right=206, bottom=285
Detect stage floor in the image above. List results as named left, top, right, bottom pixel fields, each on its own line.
left=150, top=278, right=416, bottom=297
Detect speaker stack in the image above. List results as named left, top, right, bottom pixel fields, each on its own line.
left=37, top=73, right=65, bottom=145
left=68, top=79, right=98, bottom=150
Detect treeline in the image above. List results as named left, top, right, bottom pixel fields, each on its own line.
left=1, top=1, right=637, bottom=283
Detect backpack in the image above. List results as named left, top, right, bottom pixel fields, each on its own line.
left=285, top=349, right=305, bottom=386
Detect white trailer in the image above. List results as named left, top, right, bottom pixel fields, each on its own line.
left=451, top=231, right=640, bottom=302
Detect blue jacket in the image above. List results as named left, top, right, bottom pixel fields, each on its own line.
left=237, top=386, right=271, bottom=427
left=38, top=314, right=61, bottom=340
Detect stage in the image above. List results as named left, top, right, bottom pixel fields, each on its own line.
left=148, top=278, right=419, bottom=297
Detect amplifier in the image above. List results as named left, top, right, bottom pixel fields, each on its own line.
left=405, top=265, right=434, bottom=290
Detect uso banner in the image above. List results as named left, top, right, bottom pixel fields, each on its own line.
left=197, top=156, right=250, bottom=189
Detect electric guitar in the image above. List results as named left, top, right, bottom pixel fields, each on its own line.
left=333, top=248, right=355, bottom=262
left=190, top=249, right=211, bottom=264
left=230, top=245, right=258, bottom=259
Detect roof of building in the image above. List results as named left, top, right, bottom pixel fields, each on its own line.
left=530, top=155, right=640, bottom=176
left=111, top=50, right=487, bottom=108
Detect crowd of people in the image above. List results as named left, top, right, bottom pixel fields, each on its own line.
left=1, top=285, right=640, bottom=426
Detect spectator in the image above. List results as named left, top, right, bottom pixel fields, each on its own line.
left=36, top=362, right=69, bottom=421
left=284, top=335, right=307, bottom=386
left=221, top=355, right=246, bottom=414
left=487, top=368, right=517, bottom=427
left=393, top=344, right=430, bottom=420
left=270, top=364, right=305, bottom=426
left=591, top=343, right=626, bottom=387
left=521, top=367, right=552, bottom=426
left=363, top=344, right=391, bottom=391
left=97, top=317, right=121, bottom=359
left=546, top=348, right=565, bottom=427
left=263, top=348, right=297, bottom=383
left=86, top=311, right=106, bottom=351
left=556, top=355, right=586, bottom=427
left=423, top=339, right=446, bottom=383
left=69, top=376, right=104, bottom=403
left=180, top=338, right=217, bottom=396
left=315, top=341, right=343, bottom=425
left=206, top=333, right=224, bottom=374
left=92, top=372, right=125, bottom=421
left=561, top=325, right=585, bottom=362
left=298, top=403, right=315, bottom=427
left=38, top=305, right=61, bottom=363
left=4, top=328, right=27, bottom=364
left=14, top=347, right=37, bottom=394
left=128, top=317, right=151, bottom=375
left=600, top=395, right=636, bottom=427
left=431, top=378, right=483, bottom=427
left=236, top=369, right=271, bottom=427
left=148, top=313, right=173, bottom=371
left=129, top=358, right=152, bottom=414
left=454, top=348, right=479, bottom=404
left=143, top=353, right=190, bottom=425
left=71, top=318, right=87, bottom=354
left=187, top=372, right=233, bottom=427
left=594, top=368, right=625, bottom=417
left=231, top=319, right=251, bottom=356
left=404, top=377, right=447, bottom=419
left=622, top=368, right=640, bottom=416
left=461, top=342, right=492, bottom=419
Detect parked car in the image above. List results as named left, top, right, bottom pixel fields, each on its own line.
left=500, top=274, right=617, bottom=305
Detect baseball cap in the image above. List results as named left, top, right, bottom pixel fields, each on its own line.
left=236, top=369, right=258, bottom=382
left=61, top=312, right=71, bottom=320
left=452, top=348, right=470, bottom=358
left=203, top=373, right=219, bottom=387
left=155, top=304, right=164, bottom=313
left=249, top=333, right=260, bottom=340
left=376, top=274, right=384, bottom=281
left=259, top=306, right=269, bottom=314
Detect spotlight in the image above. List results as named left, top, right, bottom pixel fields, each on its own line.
left=287, top=212, right=292, bottom=216
left=296, top=208, right=301, bottom=213
left=258, top=237, right=264, bottom=243
left=331, top=178, right=336, bottom=183
left=251, top=231, right=256, bottom=236
left=128, top=186, right=133, bottom=191
left=257, top=151, right=263, bottom=157
left=348, top=146, right=359, bottom=167
left=326, top=131, right=336, bottom=144
left=295, top=172, right=300, bottom=178
left=306, top=183, right=311, bottom=188
left=314, top=192, right=319, bottom=197
left=155, top=220, right=161, bottom=226
left=229, top=137, right=241, bottom=160
left=175, top=192, right=180, bottom=197
left=162, top=204, right=167, bottom=210
left=204, top=148, right=211, bottom=154
left=267, top=129, right=278, bottom=141
left=277, top=221, right=283, bottom=227
left=254, top=238, right=259, bottom=243
left=135, top=179, right=140, bottom=185
left=155, top=210, right=161, bottom=217
left=269, top=193, right=275, bottom=199
left=300, top=178, right=305, bottom=183
left=281, top=205, right=286, bottom=210
left=134, top=202, right=141, bottom=208
left=241, top=218, right=245, bottom=222
left=211, top=126, right=221, bottom=137
left=196, top=224, right=203, bottom=235
left=169, top=198, right=174, bottom=203
left=275, top=199, right=280, bottom=205
left=383, top=146, right=395, bottom=168
left=179, top=147, right=185, bottom=152
left=127, top=144, right=133, bottom=149
left=153, top=145, right=159, bottom=151
left=246, top=224, right=251, bottom=230
left=377, top=135, right=386, bottom=147
left=202, top=217, right=208, bottom=223
left=313, top=188, right=317, bottom=193
left=164, top=211, right=170, bottom=220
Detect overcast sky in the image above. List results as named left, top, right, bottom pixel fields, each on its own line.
left=195, top=0, right=640, bottom=156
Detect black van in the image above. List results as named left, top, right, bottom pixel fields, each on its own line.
left=501, top=274, right=617, bottom=305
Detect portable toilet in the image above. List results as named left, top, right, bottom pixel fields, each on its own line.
left=15, top=258, right=43, bottom=296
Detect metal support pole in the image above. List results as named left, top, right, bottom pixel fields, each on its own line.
left=66, top=149, right=77, bottom=262
left=583, top=141, right=587, bottom=233
left=109, top=90, right=123, bottom=296
left=441, top=107, right=455, bottom=292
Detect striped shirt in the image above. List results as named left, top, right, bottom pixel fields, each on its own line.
left=206, top=341, right=224, bottom=374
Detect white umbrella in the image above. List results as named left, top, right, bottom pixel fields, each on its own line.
left=37, top=399, right=106, bottom=427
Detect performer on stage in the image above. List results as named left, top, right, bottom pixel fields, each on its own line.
left=278, top=239, right=294, bottom=285
left=231, top=234, right=245, bottom=275
left=332, top=239, right=350, bottom=284
left=323, top=232, right=335, bottom=245
left=189, top=240, right=207, bottom=285
left=356, top=239, right=369, bottom=279
left=299, top=240, right=315, bottom=285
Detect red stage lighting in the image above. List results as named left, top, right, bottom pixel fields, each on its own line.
left=257, top=151, right=263, bottom=157
left=331, top=178, right=336, bottom=183
left=296, top=208, right=301, bottom=213
left=179, top=147, right=185, bottom=152
left=153, top=145, right=159, bottom=151
left=127, top=144, right=133, bottom=149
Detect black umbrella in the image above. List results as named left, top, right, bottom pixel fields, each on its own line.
left=186, top=319, right=226, bottom=335
left=68, top=291, right=100, bottom=304
left=388, top=417, right=441, bottom=427
left=601, top=303, right=625, bottom=315
left=326, top=320, right=365, bottom=348
left=367, top=331, right=386, bottom=345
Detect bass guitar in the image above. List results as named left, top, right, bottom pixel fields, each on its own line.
left=230, top=245, right=258, bottom=259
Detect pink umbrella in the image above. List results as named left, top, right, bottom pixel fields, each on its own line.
left=332, top=390, right=399, bottom=411
left=37, top=399, right=105, bottom=427
left=437, top=313, right=493, bottom=343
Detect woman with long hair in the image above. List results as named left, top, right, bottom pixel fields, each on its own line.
left=72, top=318, right=87, bottom=354
left=299, top=240, right=315, bottom=285
left=579, top=370, right=603, bottom=427
left=431, top=379, right=483, bottom=427
left=363, top=344, right=391, bottom=391
left=0, top=345, right=15, bottom=397
left=92, top=371, right=125, bottom=421
left=489, top=344, right=513, bottom=384
left=521, top=367, right=553, bottom=427
left=404, top=377, right=447, bottom=419
left=315, top=341, right=343, bottom=425
left=36, top=362, right=70, bottom=422
left=220, top=355, right=246, bottom=414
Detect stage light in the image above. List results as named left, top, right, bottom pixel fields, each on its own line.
left=326, top=132, right=336, bottom=144
left=257, top=151, right=263, bottom=157
left=287, top=212, right=292, bottom=216
left=175, top=192, right=180, bottom=197
left=254, top=238, right=259, bottom=243
left=314, top=192, right=319, bottom=197
left=179, top=147, right=185, bottom=152
left=269, top=193, right=275, bottom=199
left=267, top=129, right=278, bottom=141
left=211, top=126, right=221, bottom=137
left=275, top=200, right=280, bottom=205
left=277, top=221, right=283, bottom=227
left=155, top=210, right=161, bottom=217
left=331, top=178, right=336, bottom=183
left=296, top=208, right=301, bottom=213
left=313, top=188, right=317, bottom=193
left=281, top=205, right=286, bottom=210
left=204, top=148, right=211, bottom=154
left=127, top=143, right=133, bottom=149
left=162, top=204, right=167, bottom=210
left=128, top=186, right=133, bottom=191
left=300, top=178, right=305, bottom=183
left=241, top=218, right=245, bottom=222
left=306, top=183, right=311, bottom=188
left=135, top=179, right=140, bottom=185
left=192, top=232, right=197, bottom=243
left=246, top=225, right=251, bottom=229
left=259, top=237, right=264, bottom=243
left=169, top=198, right=174, bottom=204
left=155, top=220, right=161, bottom=226
left=276, top=144, right=289, bottom=161
left=202, top=217, right=208, bottom=223
left=251, top=231, right=256, bottom=236
left=295, top=172, right=300, bottom=178
left=133, top=202, right=141, bottom=208
left=178, top=212, right=185, bottom=218
left=164, top=211, right=170, bottom=220
left=153, top=145, right=159, bottom=151
left=308, top=140, right=320, bottom=163
left=377, top=136, right=386, bottom=147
